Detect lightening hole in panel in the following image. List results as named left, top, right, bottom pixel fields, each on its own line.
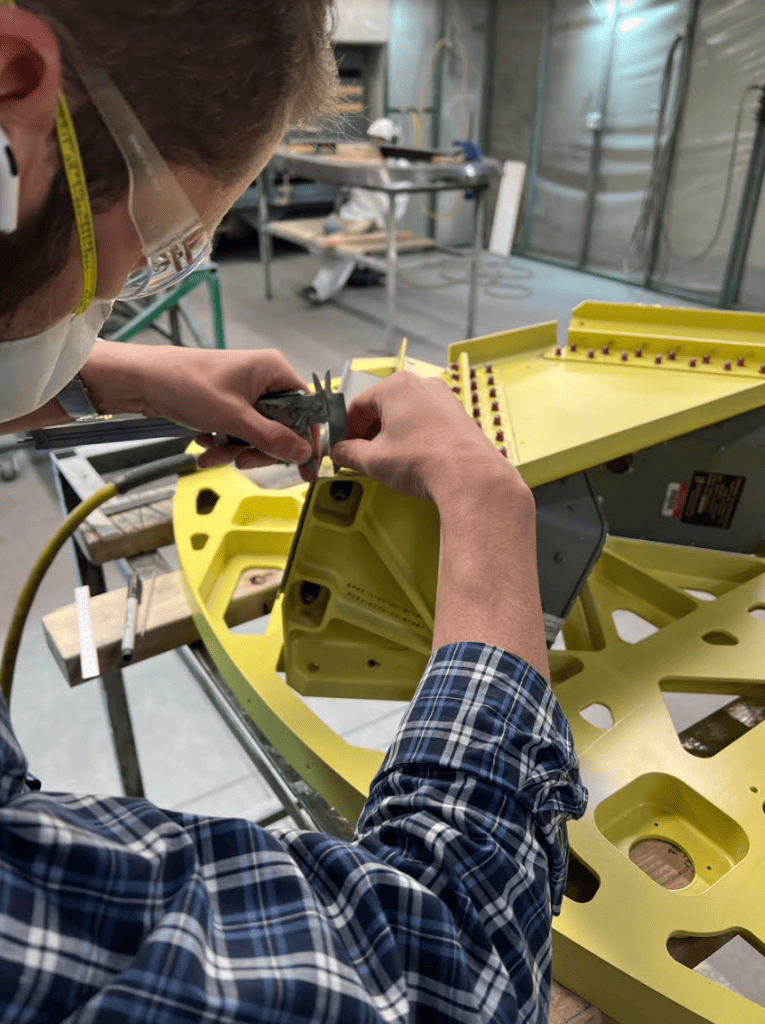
left=579, top=703, right=614, bottom=730
left=191, top=533, right=208, bottom=551
left=224, top=569, right=281, bottom=632
left=657, top=680, right=765, bottom=758
left=629, top=838, right=694, bottom=890
left=550, top=631, right=566, bottom=651
left=196, top=488, right=220, bottom=515
left=702, top=630, right=738, bottom=646
left=611, top=609, right=659, bottom=643
left=667, top=933, right=765, bottom=1009
left=749, top=605, right=765, bottom=623
left=684, top=589, right=716, bottom=601
left=564, top=853, right=600, bottom=904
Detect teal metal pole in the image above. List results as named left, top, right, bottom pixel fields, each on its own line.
left=720, top=88, right=765, bottom=308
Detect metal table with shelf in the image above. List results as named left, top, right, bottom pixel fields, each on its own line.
left=258, top=148, right=502, bottom=353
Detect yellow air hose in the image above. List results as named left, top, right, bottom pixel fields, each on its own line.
left=0, top=453, right=197, bottom=706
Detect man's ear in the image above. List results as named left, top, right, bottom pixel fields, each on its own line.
left=0, top=5, right=61, bottom=138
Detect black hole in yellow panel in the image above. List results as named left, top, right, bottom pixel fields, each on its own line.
left=196, top=489, right=220, bottom=515
left=564, top=853, right=600, bottom=904
left=191, top=533, right=208, bottom=551
left=313, top=479, right=363, bottom=527
left=288, top=579, right=330, bottom=628
left=702, top=630, right=738, bottom=646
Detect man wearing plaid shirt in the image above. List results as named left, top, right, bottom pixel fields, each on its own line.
left=0, top=3, right=587, bottom=1021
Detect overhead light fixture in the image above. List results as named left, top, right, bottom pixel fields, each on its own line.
left=620, top=15, right=645, bottom=32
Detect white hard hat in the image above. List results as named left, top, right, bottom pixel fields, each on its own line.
left=367, top=117, right=402, bottom=145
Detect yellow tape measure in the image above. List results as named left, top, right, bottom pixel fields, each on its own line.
left=0, top=0, right=97, bottom=314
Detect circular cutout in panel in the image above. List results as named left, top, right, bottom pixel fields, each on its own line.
left=191, top=533, right=209, bottom=551
left=629, top=838, right=695, bottom=890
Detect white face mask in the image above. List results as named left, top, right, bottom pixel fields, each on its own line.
left=0, top=302, right=113, bottom=425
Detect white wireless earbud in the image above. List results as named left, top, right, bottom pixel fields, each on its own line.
left=0, top=124, right=19, bottom=233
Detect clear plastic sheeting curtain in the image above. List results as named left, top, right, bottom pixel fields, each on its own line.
left=527, top=0, right=605, bottom=263
left=587, top=0, right=687, bottom=273
left=654, top=0, right=765, bottom=303
left=527, top=0, right=686, bottom=269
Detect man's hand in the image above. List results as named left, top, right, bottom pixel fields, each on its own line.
left=80, top=342, right=316, bottom=475
left=330, top=371, right=526, bottom=504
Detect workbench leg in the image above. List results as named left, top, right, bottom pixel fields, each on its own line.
left=467, top=189, right=486, bottom=341
left=101, top=668, right=145, bottom=799
left=386, top=195, right=398, bottom=356
left=258, top=173, right=274, bottom=301
left=52, top=461, right=147, bottom=801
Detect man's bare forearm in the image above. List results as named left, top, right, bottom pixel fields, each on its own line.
left=431, top=470, right=549, bottom=682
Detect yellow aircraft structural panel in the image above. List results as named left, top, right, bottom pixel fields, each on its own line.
left=551, top=536, right=765, bottom=1024
left=174, top=303, right=765, bottom=1022
left=174, top=462, right=385, bottom=823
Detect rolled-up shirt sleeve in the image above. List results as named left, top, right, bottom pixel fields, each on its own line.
left=0, top=641, right=587, bottom=1024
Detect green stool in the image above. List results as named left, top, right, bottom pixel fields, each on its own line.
left=105, top=263, right=226, bottom=349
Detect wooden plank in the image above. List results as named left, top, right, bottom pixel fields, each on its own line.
left=550, top=981, right=616, bottom=1023
left=334, top=238, right=437, bottom=257
left=266, top=218, right=418, bottom=251
left=43, top=568, right=283, bottom=686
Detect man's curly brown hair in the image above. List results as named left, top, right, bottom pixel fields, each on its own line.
left=0, top=0, right=337, bottom=320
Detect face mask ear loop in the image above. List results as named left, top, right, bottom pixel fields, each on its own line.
left=0, top=0, right=98, bottom=314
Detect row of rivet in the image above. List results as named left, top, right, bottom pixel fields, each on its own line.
left=554, top=344, right=764, bottom=373
left=448, top=361, right=508, bottom=456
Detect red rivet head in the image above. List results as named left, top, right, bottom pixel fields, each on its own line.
left=470, top=368, right=476, bottom=378
left=451, top=373, right=460, bottom=381
left=760, top=365, right=765, bottom=374
left=487, top=376, right=495, bottom=387
left=493, top=416, right=501, bottom=427
left=473, top=409, right=481, bottom=420
left=635, top=348, right=642, bottom=358
left=489, top=388, right=497, bottom=399
left=472, top=392, right=479, bottom=404
left=621, top=352, right=628, bottom=362
left=668, top=350, right=676, bottom=361
left=485, top=364, right=493, bottom=372
left=588, top=349, right=595, bottom=359
left=654, top=355, right=662, bottom=365
left=702, top=354, right=710, bottom=364
left=450, top=362, right=459, bottom=372
left=555, top=347, right=562, bottom=356
left=496, top=430, right=505, bottom=442
left=724, top=361, right=732, bottom=371
left=737, top=358, right=745, bottom=367
left=569, top=344, right=577, bottom=352
left=689, top=358, right=697, bottom=367
left=499, top=447, right=508, bottom=457
left=451, top=386, right=461, bottom=394
left=602, top=345, right=610, bottom=355
left=491, top=401, right=499, bottom=412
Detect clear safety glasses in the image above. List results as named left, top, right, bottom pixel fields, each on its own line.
left=75, top=63, right=212, bottom=300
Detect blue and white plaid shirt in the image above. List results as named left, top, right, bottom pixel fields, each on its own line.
left=0, top=641, right=586, bottom=1023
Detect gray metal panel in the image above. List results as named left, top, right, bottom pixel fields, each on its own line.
left=534, top=472, right=608, bottom=624
left=589, top=405, right=765, bottom=553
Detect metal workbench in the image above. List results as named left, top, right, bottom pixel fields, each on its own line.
left=258, top=149, right=502, bottom=353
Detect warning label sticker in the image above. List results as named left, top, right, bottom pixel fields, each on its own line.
left=661, top=482, right=689, bottom=518
left=678, top=471, right=746, bottom=530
